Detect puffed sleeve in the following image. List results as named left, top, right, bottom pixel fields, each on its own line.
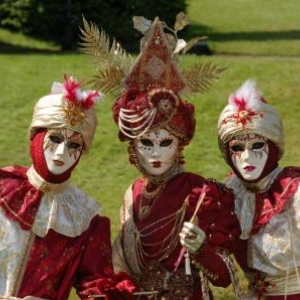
left=185, top=180, right=241, bottom=287
left=73, top=215, right=137, bottom=300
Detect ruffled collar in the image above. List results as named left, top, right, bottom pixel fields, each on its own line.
left=27, top=166, right=100, bottom=237
left=31, top=185, right=100, bottom=237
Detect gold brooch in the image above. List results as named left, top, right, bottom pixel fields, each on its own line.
left=63, top=101, right=86, bottom=127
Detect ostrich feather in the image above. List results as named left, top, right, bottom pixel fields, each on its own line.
left=228, top=80, right=263, bottom=111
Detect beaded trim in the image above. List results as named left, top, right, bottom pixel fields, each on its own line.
left=216, top=249, right=245, bottom=299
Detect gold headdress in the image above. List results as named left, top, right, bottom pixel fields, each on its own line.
left=79, top=12, right=225, bottom=95
left=80, top=13, right=225, bottom=143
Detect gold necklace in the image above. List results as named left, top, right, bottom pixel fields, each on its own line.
left=138, top=179, right=167, bottom=219
left=136, top=204, right=186, bottom=269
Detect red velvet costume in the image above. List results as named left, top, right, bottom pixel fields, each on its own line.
left=113, top=172, right=241, bottom=299
left=0, top=166, right=134, bottom=300
left=226, top=167, right=300, bottom=299
left=218, top=80, right=300, bottom=298
left=0, top=76, right=136, bottom=300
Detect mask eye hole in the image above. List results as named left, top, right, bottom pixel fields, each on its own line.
left=140, top=139, right=153, bottom=147
left=67, top=142, right=82, bottom=150
left=160, top=139, right=173, bottom=147
left=230, top=144, right=244, bottom=152
left=252, top=142, right=265, bottom=150
left=49, top=135, right=63, bottom=144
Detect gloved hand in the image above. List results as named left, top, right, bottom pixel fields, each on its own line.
left=179, top=221, right=206, bottom=254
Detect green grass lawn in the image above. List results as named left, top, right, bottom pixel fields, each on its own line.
left=1, top=0, right=300, bottom=299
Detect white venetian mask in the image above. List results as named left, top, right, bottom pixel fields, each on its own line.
left=43, top=128, right=83, bottom=175
left=229, top=133, right=269, bottom=181
left=134, top=128, right=179, bottom=176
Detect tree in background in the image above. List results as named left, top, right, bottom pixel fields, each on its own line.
left=0, top=0, right=187, bottom=51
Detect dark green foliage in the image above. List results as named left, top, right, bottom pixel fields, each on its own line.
left=0, top=0, right=187, bottom=51
left=0, top=0, right=32, bottom=29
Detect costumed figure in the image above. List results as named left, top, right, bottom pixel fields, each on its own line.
left=0, top=75, right=136, bottom=300
left=79, top=13, right=243, bottom=299
left=218, top=80, right=300, bottom=299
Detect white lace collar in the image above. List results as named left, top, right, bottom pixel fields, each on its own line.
left=27, top=166, right=100, bottom=237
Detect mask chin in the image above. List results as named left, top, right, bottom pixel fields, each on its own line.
left=227, top=140, right=279, bottom=183
left=30, top=129, right=81, bottom=184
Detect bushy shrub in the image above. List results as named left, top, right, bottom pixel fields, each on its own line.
left=0, top=0, right=187, bottom=51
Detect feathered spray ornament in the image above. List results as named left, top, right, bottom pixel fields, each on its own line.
left=79, top=13, right=226, bottom=96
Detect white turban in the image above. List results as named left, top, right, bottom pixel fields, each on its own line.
left=29, top=78, right=102, bottom=151
left=217, top=80, right=284, bottom=158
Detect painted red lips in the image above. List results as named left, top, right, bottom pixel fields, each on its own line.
left=151, top=161, right=162, bottom=168
left=244, top=166, right=256, bottom=171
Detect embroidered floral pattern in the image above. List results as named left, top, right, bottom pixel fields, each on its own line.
left=222, top=109, right=263, bottom=128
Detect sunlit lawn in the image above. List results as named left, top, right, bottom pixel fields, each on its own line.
left=1, top=0, right=300, bottom=299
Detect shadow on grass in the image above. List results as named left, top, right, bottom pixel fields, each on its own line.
left=188, top=26, right=300, bottom=42
left=0, top=41, right=61, bottom=54
left=2, top=28, right=299, bottom=55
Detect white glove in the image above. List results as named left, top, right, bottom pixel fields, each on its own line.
left=179, top=221, right=206, bottom=254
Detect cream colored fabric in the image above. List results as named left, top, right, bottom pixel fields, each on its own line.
left=27, top=166, right=69, bottom=194
left=112, top=185, right=142, bottom=275
left=27, top=167, right=100, bottom=238
left=224, top=168, right=283, bottom=240
left=217, top=80, right=284, bottom=158
left=0, top=209, right=32, bottom=296
left=29, top=92, right=97, bottom=151
left=249, top=184, right=300, bottom=276
left=224, top=169, right=300, bottom=296
left=264, top=271, right=300, bottom=295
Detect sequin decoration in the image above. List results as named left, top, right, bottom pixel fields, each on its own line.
left=63, top=101, right=87, bottom=127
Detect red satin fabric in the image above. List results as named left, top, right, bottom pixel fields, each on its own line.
left=0, top=166, right=137, bottom=299
left=126, top=172, right=241, bottom=296
left=252, top=166, right=300, bottom=234
left=0, top=165, right=42, bottom=230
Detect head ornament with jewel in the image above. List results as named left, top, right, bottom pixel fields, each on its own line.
left=29, top=75, right=103, bottom=151
left=80, top=13, right=226, bottom=146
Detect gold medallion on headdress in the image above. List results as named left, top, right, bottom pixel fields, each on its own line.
left=79, top=12, right=226, bottom=96
left=124, top=17, right=187, bottom=93
left=63, top=101, right=87, bottom=127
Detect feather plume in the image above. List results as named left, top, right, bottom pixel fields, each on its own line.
left=183, top=62, right=227, bottom=93
left=228, top=80, right=263, bottom=111
left=79, top=16, right=133, bottom=94
left=62, top=75, right=102, bottom=109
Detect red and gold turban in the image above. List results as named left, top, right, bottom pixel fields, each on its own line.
left=29, top=75, right=103, bottom=151
left=112, top=87, right=195, bottom=145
